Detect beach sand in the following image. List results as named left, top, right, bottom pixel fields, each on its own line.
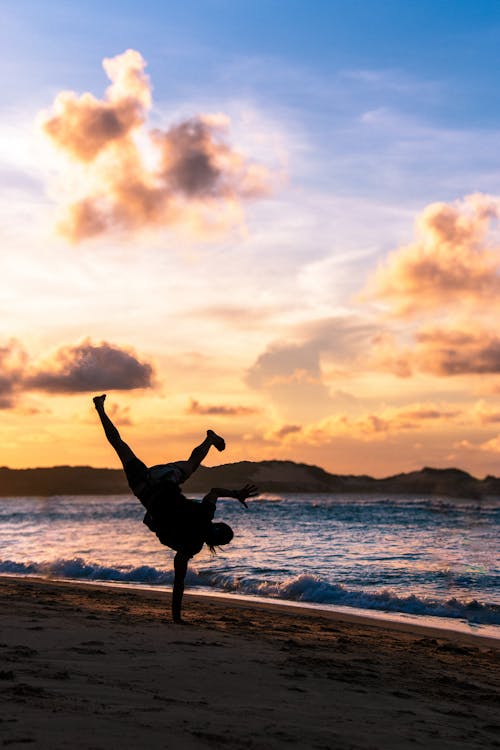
left=1, top=577, right=499, bottom=749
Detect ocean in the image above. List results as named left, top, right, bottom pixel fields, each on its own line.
left=1, top=492, right=499, bottom=635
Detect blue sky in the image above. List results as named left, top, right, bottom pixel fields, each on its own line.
left=3, top=1, right=500, bottom=475
left=4, top=1, right=500, bottom=205
left=4, top=1, right=500, bottom=124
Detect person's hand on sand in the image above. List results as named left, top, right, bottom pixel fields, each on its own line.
left=234, top=484, right=259, bottom=508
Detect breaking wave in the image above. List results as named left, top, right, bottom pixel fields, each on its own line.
left=0, top=557, right=174, bottom=585
left=2, top=558, right=499, bottom=625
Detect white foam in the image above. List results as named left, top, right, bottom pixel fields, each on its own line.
left=1, top=558, right=499, bottom=626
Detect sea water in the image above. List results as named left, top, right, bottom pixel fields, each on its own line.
left=1, top=493, right=499, bottom=634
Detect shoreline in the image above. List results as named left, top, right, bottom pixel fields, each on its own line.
left=1, top=575, right=499, bottom=749
left=2, top=574, right=499, bottom=649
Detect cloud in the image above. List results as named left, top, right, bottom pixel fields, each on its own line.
left=25, top=339, right=155, bottom=393
left=40, top=50, right=273, bottom=242
left=365, top=194, right=500, bottom=316
left=42, top=49, right=150, bottom=162
left=247, top=341, right=323, bottom=390
left=247, top=316, right=378, bottom=388
left=300, top=403, right=461, bottom=444
left=471, top=400, right=500, bottom=424
left=246, top=316, right=379, bottom=419
left=107, top=402, right=133, bottom=426
left=369, top=331, right=414, bottom=378
left=272, top=424, right=302, bottom=440
left=413, top=327, right=500, bottom=375
left=378, top=326, right=500, bottom=377
left=0, top=340, right=27, bottom=409
left=246, top=339, right=332, bottom=421
left=187, top=398, right=258, bottom=417
left=0, top=337, right=154, bottom=409
left=478, top=435, right=500, bottom=453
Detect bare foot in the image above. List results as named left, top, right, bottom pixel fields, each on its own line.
left=207, top=429, right=225, bottom=451
left=93, top=394, right=106, bottom=409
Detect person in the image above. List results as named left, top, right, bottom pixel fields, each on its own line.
left=92, top=394, right=258, bottom=622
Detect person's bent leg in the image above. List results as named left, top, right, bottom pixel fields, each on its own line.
left=173, top=430, right=226, bottom=482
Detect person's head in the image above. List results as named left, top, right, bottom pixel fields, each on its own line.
left=205, top=522, right=233, bottom=552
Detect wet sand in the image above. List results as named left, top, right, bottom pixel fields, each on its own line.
left=1, top=576, right=499, bottom=749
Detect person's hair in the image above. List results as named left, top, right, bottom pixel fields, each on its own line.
left=205, top=522, right=233, bottom=553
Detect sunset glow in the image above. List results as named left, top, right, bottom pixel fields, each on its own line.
left=3, top=1, right=500, bottom=476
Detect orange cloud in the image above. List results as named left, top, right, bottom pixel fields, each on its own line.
left=370, top=331, right=413, bottom=378
left=378, top=325, right=500, bottom=377
left=25, top=339, right=155, bottom=393
left=300, top=403, right=461, bottom=444
left=247, top=318, right=377, bottom=390
left=478, top=435, right=500, bottom=453
left=414, top=327, right=500, bottom=375
left=365, top=194, right=500, bottom=316
left=0, top=338, right=154, bottom=408
left=0, top=340, right=27, bottom=409
left=42, top=49, right=150, bottom=162
left=271, top=424, right=302, bottom=440
left=40, top=50, right=272, bottom=242
left=187, top=398, right=258, bottom=416
left=471, top=400, right=500, bottom=424
left=107, top=402, right=133, bottom=426
left=246, top=317, right=379, bottom=421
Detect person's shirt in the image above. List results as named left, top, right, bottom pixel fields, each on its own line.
left=143, top=484, right=215, bottom=557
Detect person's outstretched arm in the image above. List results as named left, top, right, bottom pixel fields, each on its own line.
left=172, top=551, right=190, bottom=622
left=202, top=484, right=259, bottom=509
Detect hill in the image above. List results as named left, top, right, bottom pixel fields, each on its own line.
left=0, top=461, right=499, bottom=498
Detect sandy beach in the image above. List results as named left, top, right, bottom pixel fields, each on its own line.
left=1, top=576, right=499, bottom=750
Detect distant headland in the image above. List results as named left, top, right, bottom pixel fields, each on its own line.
left=0, top=461, right=499, bottom=498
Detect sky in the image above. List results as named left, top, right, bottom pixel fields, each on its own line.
left=3, top=1, right=500, bottom=477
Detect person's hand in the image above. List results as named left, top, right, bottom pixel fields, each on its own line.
left=235, top=484, right=259, bottom=508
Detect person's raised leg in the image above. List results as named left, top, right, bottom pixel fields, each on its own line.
left=174, top=430, right=225, bottom=481
left=93, top=394, right=136, bottom=468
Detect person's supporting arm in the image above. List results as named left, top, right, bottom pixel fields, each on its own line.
left=172, top=551, right=189, bottom=622
left=202, top=484, right=259, bottom=509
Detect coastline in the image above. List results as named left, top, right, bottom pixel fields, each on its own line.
left=2, top=574, right=499, bottom=646
left=3, top=461, right=500, bottom=498
left=1, top=576, right=499, bottom=749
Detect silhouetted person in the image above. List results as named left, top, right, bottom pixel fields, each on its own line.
left=93, top=394, right=258, bottom=622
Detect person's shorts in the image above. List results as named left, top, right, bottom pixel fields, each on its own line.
left=147, top=462, right=190, bottom=485
left=124, top=458, right=190, bottom=508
